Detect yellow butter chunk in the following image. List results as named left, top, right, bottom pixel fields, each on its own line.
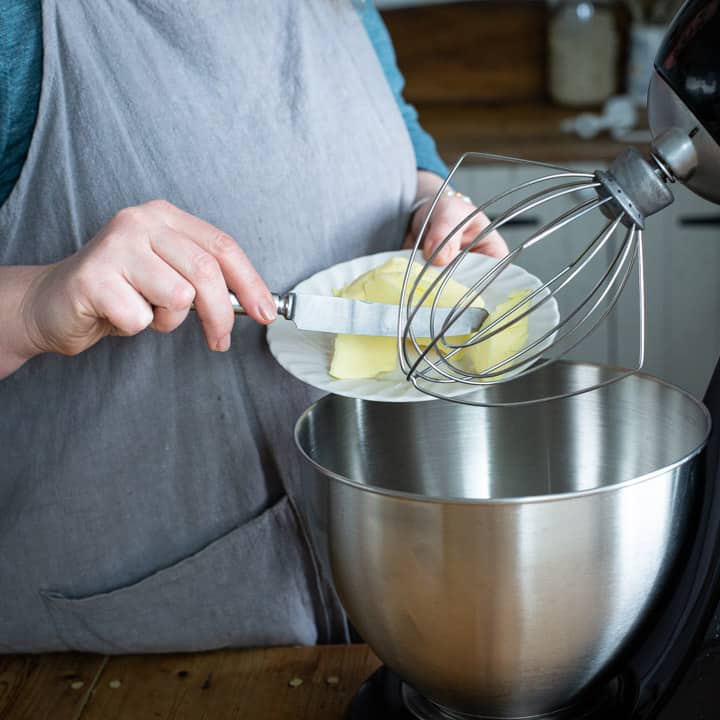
left=329, top=335, right=398, bottom=379
left=329, top=257, right=484, bottom=380
left=458, top=289, right=532, bottom=377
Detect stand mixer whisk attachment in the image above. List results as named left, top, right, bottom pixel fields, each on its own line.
left=396, top=0, right=720, bottom=405
left=398, top=130, right=699, bottom=405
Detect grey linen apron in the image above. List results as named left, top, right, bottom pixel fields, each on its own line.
left=0, top=0, right=416, bottom=652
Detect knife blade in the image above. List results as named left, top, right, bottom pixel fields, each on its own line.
left=227, top=292, right=488, bottom=336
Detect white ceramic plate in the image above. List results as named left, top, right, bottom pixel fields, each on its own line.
left=266, top=250, right=559, bottom=402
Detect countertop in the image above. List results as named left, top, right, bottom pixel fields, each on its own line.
left=415, top=101, right=650, bottom=165
left=0, top=645, right=382, bottom=720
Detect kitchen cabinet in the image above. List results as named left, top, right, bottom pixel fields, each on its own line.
left=452, top=162, right=720, bottom=399
left=635, top=184, right=720, bottom=397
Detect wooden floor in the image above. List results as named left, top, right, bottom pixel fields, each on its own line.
left=0, top=645, right=382, bottom=720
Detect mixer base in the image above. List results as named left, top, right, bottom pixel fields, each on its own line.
left=345, top=666, right=623, bottom=720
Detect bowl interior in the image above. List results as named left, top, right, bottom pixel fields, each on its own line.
left=296, top=363, right=709, bottom=500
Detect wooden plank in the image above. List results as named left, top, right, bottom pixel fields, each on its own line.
left=0, top=654, right=107, bottom=720
left=381, top=1, right=549, bottom=104
left=80, top=645, right=381, bottom=720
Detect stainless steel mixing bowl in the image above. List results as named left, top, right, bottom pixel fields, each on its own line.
left=294, top=363, right=710, bottom=718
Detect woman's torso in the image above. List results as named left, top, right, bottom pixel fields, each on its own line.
left=0, top=0, right=416, bottom=652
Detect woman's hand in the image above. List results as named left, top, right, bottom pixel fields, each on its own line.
left=0, top=200, right=275, bottom=377
left=404, top=170, right=508, bottom=266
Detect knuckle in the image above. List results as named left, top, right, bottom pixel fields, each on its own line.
left=167, top=281, right=195, bottom=310
left=210, top=231, right=238, bottom=258
left=123, top=319, right=148, bottom=336
left=144, top=198, right=174, bottom=215
left=113, top=205, right=145, bottom=228
left=190, top=251, right=220, bottom=283
left=122, top=310, right=152, bottom=336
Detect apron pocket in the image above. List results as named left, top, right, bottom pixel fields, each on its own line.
left=40, top=494, right=320, bottom=653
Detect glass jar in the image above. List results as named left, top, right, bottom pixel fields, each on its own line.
left=548, top=0, right=621, bottom=107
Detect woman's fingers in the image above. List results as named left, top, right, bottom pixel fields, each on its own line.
left=461, top=212, right=509, bottom=258
left=120, top=250, right=194, bottom=335
left=121, top=246, right=196, bottom=310
left=147, top=201, right=276, bottom=325
left=90, top=277, right=154, bottom=338
left=151, top=307, right=191, bottom=335
left=406, top=197, right=465, bottom=266
left=22, top=200, right=277, bottom=358
left=102, top=200, right=277, bottom=351
left=423, top=217, right=462, bottom=266
left=149, top=225, right=235, bottom=351
left=408, top=197, right=510, bottom=264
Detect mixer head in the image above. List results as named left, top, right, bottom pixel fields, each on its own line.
left=399, top=0, right=720, bottom=406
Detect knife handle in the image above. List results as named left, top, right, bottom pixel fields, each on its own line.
left=191, top=292, right=294, bottom=320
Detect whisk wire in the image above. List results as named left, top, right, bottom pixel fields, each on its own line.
left=402, top=190, right=614, bottom=382
left=398, top=151, right=655, bottom=404
left=411, top=220, right=633, bottom=385
left=401, top=181, right=607, bottom=370
left=485, top=219, right=637, bottom=378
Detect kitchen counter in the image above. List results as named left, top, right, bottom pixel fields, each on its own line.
left=415, top=101, right=650, bottom=165
left=0, top=644, right=382, bottom=720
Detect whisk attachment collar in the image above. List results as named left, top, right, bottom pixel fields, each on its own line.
left=597, top=148, right=674, bottom=229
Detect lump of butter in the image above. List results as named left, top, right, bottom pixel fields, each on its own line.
left=457, top=289, right=532, bottom=377
left=329, top=257, right=484, bottom=380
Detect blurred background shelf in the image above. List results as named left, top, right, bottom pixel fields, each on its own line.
left=399, top=101, right=646, bottom=164
left=379, top=0, right=643, bottom=163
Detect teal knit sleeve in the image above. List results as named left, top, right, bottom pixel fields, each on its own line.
left=0, top=0, right=42, bottom=209
left=359, top=3, right=449, bottom=180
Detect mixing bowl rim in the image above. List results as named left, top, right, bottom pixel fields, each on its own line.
left=294, top=365, right=711, bottom=506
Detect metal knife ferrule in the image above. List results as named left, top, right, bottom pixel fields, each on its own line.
left=227, top=292, right=295, bottom=319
